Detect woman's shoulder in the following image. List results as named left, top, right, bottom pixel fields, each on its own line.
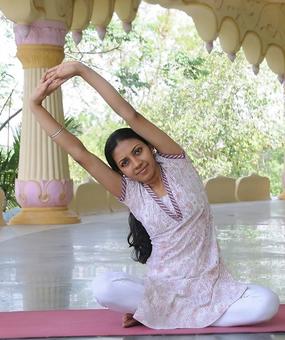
left=155, top=149, right=191, bottom=167
left=156, top=149, right=186, bottom=160
left=119, top=175, right=141, bottom=203
left=156, top=150, right=196, bottom=178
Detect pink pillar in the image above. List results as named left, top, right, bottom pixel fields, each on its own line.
left=9, top=20, right=79, bottom=225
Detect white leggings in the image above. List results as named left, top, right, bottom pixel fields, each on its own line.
left=92, top=271, right=280, bottom=327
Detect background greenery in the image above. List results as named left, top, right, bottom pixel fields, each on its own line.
left=0, top=5, right=284, bottom=209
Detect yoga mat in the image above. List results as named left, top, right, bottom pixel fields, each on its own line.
left=0, top=305, right=285, bottom=338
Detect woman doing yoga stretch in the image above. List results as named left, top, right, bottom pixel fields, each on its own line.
left=30, top=61, right=280, bottom=329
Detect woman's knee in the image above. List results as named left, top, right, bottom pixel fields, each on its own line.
left=262, top=289, right=280, bottom=319
left=254, top=286, right=280, bottom=322
left=91, top=271, right=143, bottom=313
left=92, top=271, right=124, bottom=306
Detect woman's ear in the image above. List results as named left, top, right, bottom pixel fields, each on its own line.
left=150, top=145, right=156, bottom=155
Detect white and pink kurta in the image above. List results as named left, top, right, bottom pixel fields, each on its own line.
left=120, top=151, right=247, bottom=329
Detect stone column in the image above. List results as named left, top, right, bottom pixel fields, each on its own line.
left=9, top=21, right=80, bottom=225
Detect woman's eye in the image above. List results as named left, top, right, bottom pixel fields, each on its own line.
left=134, top=147, right=142, bottom=155
left=121, top=159, right=129, bottom=167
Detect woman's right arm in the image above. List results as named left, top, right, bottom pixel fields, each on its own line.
left=29, top=78, right=122, bottom=198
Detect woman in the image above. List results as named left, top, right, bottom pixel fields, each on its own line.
left=30, top=61, right=280, bottom=329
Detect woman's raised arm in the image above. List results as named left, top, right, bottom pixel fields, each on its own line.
left=45, top=61, right=184, bottom=156
left=29, top=75, right=122, bottom=198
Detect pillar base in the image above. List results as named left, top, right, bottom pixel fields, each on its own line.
left=278, top=191, right=285, bottom=200
left=8, top=207, right=80, bottom=225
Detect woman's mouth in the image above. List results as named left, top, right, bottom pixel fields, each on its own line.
left=136, top=165, right=148, bottom=175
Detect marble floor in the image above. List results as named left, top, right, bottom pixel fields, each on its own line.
left=0, top=199, right=285, bottom=339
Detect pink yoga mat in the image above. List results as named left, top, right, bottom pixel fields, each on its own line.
left=0, top=305, right=285, bottom=338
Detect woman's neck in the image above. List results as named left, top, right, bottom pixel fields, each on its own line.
left=145, top=164, right=167, bottom=197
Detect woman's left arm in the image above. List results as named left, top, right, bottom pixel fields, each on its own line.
left=76, top=63, right=183, bottom=155
left=127, top=112, right=183, bottom=155
left=45, top=62, right=183, bottom=155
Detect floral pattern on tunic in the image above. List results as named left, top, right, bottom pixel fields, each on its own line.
left=120, top=151, right=247, bottom=329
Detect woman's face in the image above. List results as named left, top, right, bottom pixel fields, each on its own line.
left=112, top=138, right=158, bottom=183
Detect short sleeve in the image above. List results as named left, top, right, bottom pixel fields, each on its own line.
left=155, top=150, right=192, bottom=170
left=119, top=175, right=142, bottom=211
left=156, top=150, right=186, bottom=159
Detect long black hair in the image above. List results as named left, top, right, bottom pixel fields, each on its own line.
left=104, top=128, right=152, bottom=264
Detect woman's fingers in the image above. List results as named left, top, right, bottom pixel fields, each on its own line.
left=41, top=70, right=63, bottom=87
left=45, top=65, right=59, bottom=77
left=40, top=68, right=57, bottom=83
left=38, top=78, right=52, bottom=92
left=45, top=70, right=57, bottom=81
left=42, top=62, right=77, bottom=84
left=31, top=75, right=65, bottom=105
left=44, top=65, right=63, bottom=83
left=35, top=63, right=72, bottom=101
left=40, top=72, right=49, bottom=83
left=45, top=78, right=53, bottom=87
left=36, top=78, right=60, bottom=97
left=45, top=78, right=66, bottom=94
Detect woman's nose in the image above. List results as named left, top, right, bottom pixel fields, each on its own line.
left=132, top=157, right=142, bottom=168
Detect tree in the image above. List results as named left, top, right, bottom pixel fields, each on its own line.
left=1, top=6, right=284, bottom=197
left=63, top=7, right=284, bottom=195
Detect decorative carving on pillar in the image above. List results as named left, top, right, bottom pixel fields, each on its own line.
left=11, top=180, right=76, bottom=225
left=14, top=20, right=66, bottom=68
left=17, top=45, right=64, bottom=69
left=15, top=180, right=73, bottom=208
left=14, top=20, right=67, bottom=46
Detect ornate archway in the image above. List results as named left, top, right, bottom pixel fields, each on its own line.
left=0, top=0, right=284, bottom=224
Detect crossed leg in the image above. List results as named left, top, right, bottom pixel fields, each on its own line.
left=92, top=271, right=280, bottom=328
left=91, top=271, right=144, bottom=327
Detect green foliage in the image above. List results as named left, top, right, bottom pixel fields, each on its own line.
left=64, top=115, right=83, bottom=136
left=65, top=7, right=284, bottom=196
left=145, top=50, right=285, bottom=196
left=0, top=130, right=19, bottom=210
left=1, top=7, right=284, bottom=199
left=115, top=67, right=150, bottom=96
left=162, top=53, right=209, bottom=87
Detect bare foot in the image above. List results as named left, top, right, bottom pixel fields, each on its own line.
left=122, top=313, right=141, bottom=328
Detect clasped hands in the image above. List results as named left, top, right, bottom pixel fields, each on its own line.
left=30, top=61, right=84, bottom=106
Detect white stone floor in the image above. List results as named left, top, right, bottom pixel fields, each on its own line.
left=0, top=199, right=285, bottom=339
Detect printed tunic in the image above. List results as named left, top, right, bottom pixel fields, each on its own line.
left=120, top=151, right=247, bottom=329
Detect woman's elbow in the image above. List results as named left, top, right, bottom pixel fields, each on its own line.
left=69, top=143, right=89, bottom=165
left=124, top=109, right=139, bottom=124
